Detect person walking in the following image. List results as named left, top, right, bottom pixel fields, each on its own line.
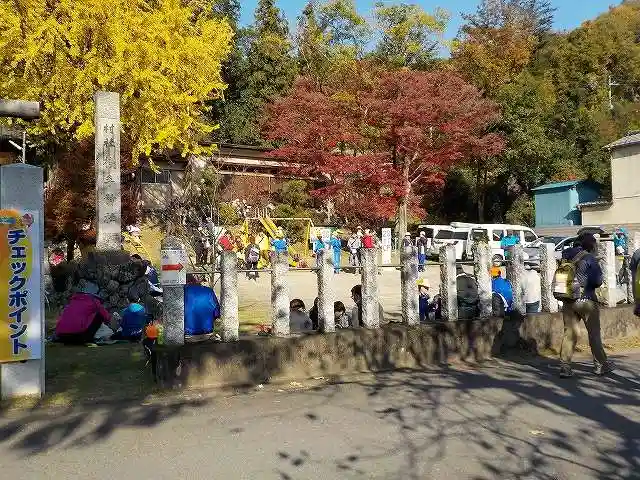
left=347, top=233, right=361, bottom=272
left=416, top=231, right=428, bottom=272
left=330, top=232, right=342, bottom=274
left=558, top=233, right=613, bottom=378
left=313, top=234, right=326, bottom=269
left=244, top=238, right=261, bottom=281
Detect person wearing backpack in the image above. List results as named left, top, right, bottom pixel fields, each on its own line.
left=245, top=239, right=261, bottom=281
left=554, top=233, right=612, bottom=378
left=456, top=265, right=480, bottom=319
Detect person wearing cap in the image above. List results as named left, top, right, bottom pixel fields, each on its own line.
left=523, top=262, right=542, bottom=314
left=416, top=231, right=429, bottom=272
left=330, top=231, right=342, bottom=274
left=491, top=266, right=513, bottom=315
left=558, top=233, right=612, bottom=378
left=417, top=278, right=433, bottom=322
left=401, top=233, right=412, bottom=249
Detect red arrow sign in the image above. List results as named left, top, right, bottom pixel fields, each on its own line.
left=162, top=263, right=184, bottom=272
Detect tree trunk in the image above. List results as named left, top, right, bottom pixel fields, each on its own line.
left=398, top=196, right=408, bottom=240
left=476, top=160, right=485, bottom=223
left=67, top=237, right=75, bottom=261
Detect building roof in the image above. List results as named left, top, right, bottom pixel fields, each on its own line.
left=531, top=179, right=593, bottom=192
left=577, top=199, right=613, bottom=210
left=605, top=132, right=640, bottom=150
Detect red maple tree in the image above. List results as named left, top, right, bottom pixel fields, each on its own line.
left=264, top=62, right=505, bottom=231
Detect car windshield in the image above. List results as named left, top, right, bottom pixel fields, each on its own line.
left=435, top=230, right=453, bottom=239
left=453, top=231, right=468, bottom=240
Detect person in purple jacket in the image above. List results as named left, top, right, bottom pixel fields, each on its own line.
left=559, top=233, right=614, bottom=378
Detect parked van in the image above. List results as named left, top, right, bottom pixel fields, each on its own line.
left=431, top=226, right=470, bottom=260
left=451, top=223, right=538, bottom=261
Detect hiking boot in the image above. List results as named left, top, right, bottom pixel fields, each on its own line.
left=594, top=360, right=615, bottom=376
left=559, top=365, right=574, bottom=378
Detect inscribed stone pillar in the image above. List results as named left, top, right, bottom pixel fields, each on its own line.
left=271, top=251, right=290, bottom=336
left=0, top=164, right=45, bottom=399
left=472, top=241, right=492, bottom=319
left=94, top=91, right=121, bottom=251
left=220, top=250, right=239, bottom=341
left=360, top=248, right=380, bottom=329
left=597, top=240, right=617, bottom=308
left=400, top=246, right=419, bottom=326
left=506, top=244, right=526, bottom=316
left=317, top=249, right=335, bottom=332
left=160, top=236, right=185, bottom=346
left=624, top=255, right=634, bottom=304
left=439, top=245, right=457, bottom=321
left=540, top=243, right=558, bottom=313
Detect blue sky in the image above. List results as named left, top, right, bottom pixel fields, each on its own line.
left=239, top=0, right=617, bottom=53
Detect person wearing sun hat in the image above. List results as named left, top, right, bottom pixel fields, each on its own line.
left=417, top=278, right=433, bottom=322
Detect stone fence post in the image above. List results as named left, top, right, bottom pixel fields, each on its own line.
left=597, top=240, right=617, bottom=308
left=439, top=245, right=457, bottom=321
left=160, top=236, right=185, bottom=346
left=317, top=249, right=335, bottom=332
left=506, top=244, right=525, bottom=316
left=361, top=247, right=380, bottom=328
left=400, top=246, right=419, bottom=326
left=220, top=250, right=239, bottom=341
left=472, top=241, right=492, bottom=319
left=540, top=243, right=558, bottom=313
left=271, top=251, right=290, bottom=336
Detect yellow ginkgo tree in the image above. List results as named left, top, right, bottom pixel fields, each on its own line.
left=0, top=0, right=233, bottom=163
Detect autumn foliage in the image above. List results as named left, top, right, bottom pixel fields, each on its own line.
left=264, top=63, right=504, bottom=225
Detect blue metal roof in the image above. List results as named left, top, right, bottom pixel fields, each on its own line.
left=531, top=179, right=593, bottom=192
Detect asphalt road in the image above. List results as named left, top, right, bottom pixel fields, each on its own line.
left=1, top=353, right=639, bottom=480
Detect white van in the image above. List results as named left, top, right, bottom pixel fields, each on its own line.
left=415, top=225, right=452, bottom=256
left=431, top=226, right=469, bottom=260
left=452, top=223, right=538, bottom=261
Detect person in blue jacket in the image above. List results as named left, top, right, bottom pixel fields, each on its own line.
left=491, top=268, right=513, bottom=314
left=313, top=234, right=326, bottom=269
left=184, top=283, right=221, bottom=337
left=417, top=279, right=433, bottom=322
left=330, top=232, right=342, bottom=274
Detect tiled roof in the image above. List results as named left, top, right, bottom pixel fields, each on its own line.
left=606, top=132, right=640, bottom=150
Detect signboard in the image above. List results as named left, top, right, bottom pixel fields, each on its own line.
left=160, top=248, right=188, bottom=286
left=0, top=209, right=42, bottom=363
left=311, top=226, right=336, bottom=244
left=381, top=228, right=392, bottom=265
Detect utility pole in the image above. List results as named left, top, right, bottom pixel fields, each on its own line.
left=609, top=74, right=620, bottom=111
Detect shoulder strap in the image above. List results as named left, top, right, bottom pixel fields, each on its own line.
left=571, top=250, right=589, bottom=266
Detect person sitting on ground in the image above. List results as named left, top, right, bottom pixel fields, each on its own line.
left=309, top=297, right=319, bottom=330
left=350, top=284, right=385, bottom=327
left=184, top=282, right=221, bottom=339
left=334, top=301, right=351, bottom=329
left=113, top=301, right=147, bottom=342
left=523, top=261, right=542, bottom=314
left=289, top=298, right=313, bottom=332
left=456, top=265, right=480, bottom=320
left=55, top=292, right=112, bottom=344
left=491, top=267, right=513, bottom=315
left=417, top=278, right=434, bottom=322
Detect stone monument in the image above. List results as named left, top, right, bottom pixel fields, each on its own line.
left=94, top=91, right=121, bottom=250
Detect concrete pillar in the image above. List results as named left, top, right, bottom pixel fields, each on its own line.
left=540, top=243, right=558, bottom=313
left=360, top=248, right=380, bottom=329
left=472, top=241, right=492, bottom=319
left=506, top=244, right=525, bottom=316
left=271, top=251, right=290, bottom=336
left=597, top=240, right=617, bottom=308
left=317, top=249, right=335, bottom=332
left=0, top=164, right=45, bottom=399
left=160, top=236, right=185, bottom=346
left=400, top=246, right=419, bottom=326
left=220, top=250, right=239, bottom=341
left=94, top=91, right=122, bottom=251
left=439, top=245, right=457, bottom=321
left=624, top=256, right=634, bottom=304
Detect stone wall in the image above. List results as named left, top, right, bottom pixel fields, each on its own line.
left=60, top=251, right=161, bottom=316
left=155, top=306, right=640, bottom=390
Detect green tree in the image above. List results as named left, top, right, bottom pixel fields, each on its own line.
left=219, top=0, right=297, bottom=145
left=372, top=2, right=448, bottom=70
left=463, top=0, right=555, bottom=38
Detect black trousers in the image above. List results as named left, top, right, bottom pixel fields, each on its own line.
left=57, top=315, right=104, bottom=345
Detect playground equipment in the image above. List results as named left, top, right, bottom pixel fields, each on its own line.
left=241, top=215, right=314, bottom=268
left=122, top=231, right=151, bottom=259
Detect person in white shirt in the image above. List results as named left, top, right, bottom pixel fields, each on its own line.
left=523, top=262, right=542, bottom=313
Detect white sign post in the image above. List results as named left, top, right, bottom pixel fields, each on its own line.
left=381, top=228, right=392, bottom=265
left=160, top=248, right=188, bottom=286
